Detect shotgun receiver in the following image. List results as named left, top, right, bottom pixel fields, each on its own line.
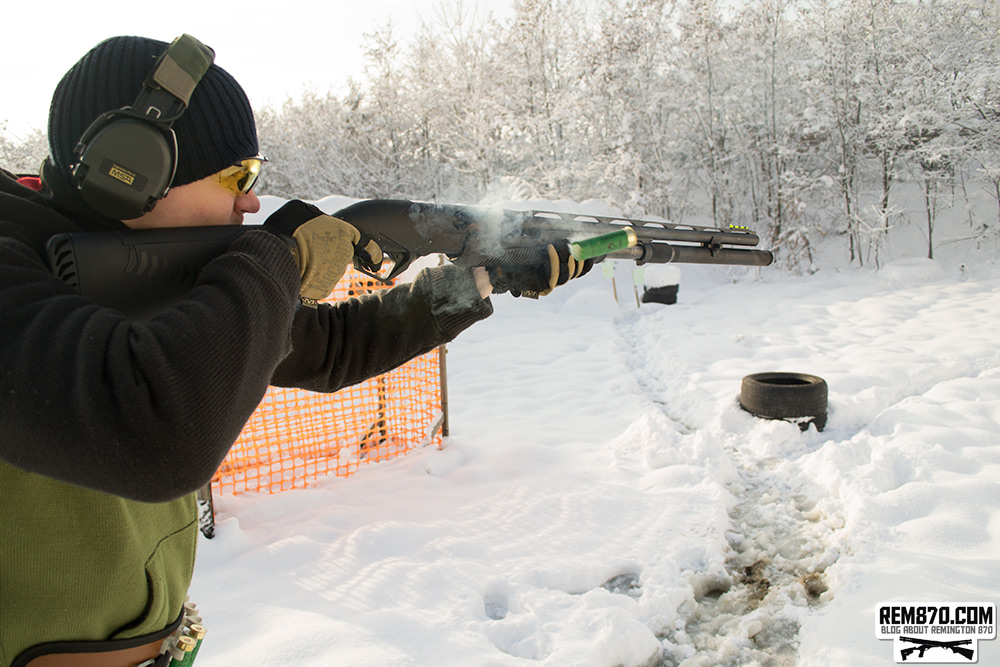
left=46, top=198, right=773, bottom=319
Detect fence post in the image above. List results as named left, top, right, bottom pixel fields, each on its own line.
left=439, top=344, right=450, bottom=438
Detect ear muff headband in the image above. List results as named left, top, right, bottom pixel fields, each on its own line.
left=73, top=35, right=215, bottom=220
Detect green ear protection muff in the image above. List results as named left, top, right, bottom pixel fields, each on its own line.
left=72, top=34, right=215, bottom=220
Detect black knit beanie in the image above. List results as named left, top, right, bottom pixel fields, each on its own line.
left=48, top=35, right=259, bottom=189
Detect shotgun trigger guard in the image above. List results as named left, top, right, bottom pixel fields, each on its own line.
left=354, top=249, right=409, bottom=285
left=353, top=265, right=392, bottom=284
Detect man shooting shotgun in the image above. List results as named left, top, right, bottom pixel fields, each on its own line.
left=2, top=34, right=505, bottom=667
left=46, top=199, right=773, bottom=319
left=1, top=32, right=772, bottom=667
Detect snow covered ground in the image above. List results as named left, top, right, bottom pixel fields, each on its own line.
left=188, top=196, right=1000, bottom=666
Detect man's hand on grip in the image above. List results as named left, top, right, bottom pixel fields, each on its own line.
left=263, top=200, right=383, bottom=307
left=487, top=240, right=593, bottom=298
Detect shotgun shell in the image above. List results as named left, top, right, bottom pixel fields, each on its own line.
left=183, top=624, right=207, bottom=666
left=570, top=227, right=638, bottom=262
left=168, top=636, right=196, bottom=666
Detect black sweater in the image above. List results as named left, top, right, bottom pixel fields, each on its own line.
left=0, top=170, right=492, bottom=502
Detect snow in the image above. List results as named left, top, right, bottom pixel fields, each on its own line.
left=187, top=195, right=1000, bottom=666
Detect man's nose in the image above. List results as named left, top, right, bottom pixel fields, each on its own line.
left=235, top=190, right=261, bottom=215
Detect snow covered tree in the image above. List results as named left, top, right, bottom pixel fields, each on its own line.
left=799, top=0, right=885, bottom=266
left=727, top=0, right=820, bottom=267
left=577, top=0, right=683, bottom=218
left=943, top=0, right=1000, bottom=232
left=672, top=0, right=738, bottom=228
left=884, top=0, right=976, bottom=259
left=0, top=128, right=48, bottom=175
left=492, top=0, right=589, bottom=199
left=256, top=92, right=357, bottom=200
left=416, top=0, right=507, bottom=199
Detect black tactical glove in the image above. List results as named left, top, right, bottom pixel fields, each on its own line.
left=487, top=240, right=594, bottom=298
left=264, top=200, right=382, bottom=307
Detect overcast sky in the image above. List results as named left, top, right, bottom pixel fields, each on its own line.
left=2, top=0, right=514, bottom=139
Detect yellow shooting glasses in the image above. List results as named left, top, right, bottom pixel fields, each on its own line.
left=218, top=155, right=267, bottom=196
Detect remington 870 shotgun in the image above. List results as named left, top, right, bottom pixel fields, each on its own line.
left=47, top=198, right=774, bottom=319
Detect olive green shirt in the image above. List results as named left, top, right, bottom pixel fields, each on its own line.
left=0, top=462, right=196, bottom=666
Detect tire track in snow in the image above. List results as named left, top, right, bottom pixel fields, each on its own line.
left=616, top=310, right=844, bottom=666
left=656, top=442, right=843, bottom=667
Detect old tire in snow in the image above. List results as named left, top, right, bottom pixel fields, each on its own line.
left=740, top=372, right=828, bottom=431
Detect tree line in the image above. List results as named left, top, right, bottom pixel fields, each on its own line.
left=4, top=0, right=998, bottom=268
left=257, top=0, right=1000, bottom=269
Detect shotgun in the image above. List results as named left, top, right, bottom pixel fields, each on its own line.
left=47, top=198, right=773, bottom=319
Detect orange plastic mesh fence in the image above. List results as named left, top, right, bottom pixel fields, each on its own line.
left=212, top=270, right=444, bottom=495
